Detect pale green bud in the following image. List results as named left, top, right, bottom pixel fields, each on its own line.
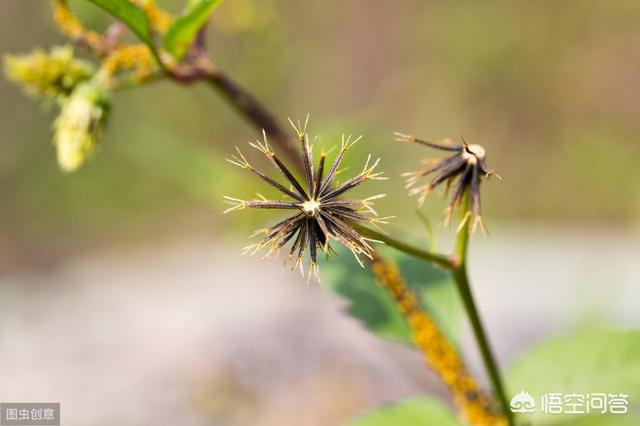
left=3, top=45, right=94, bottom=100
left=53, top=82, right=109, bottom=172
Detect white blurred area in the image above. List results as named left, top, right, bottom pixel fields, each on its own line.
left=0, top=227, right=638, bottom=426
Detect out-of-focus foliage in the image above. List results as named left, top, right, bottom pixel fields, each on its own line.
left=346, top=396, right=463, bottom=426
left=507, top=329, right=640, bottom=425
left=348, top=330, right=640, bottom=426
left=322, top=246, right=460, bottom=346
left=3, top=45, right=93, bottom=100
left=3, top=42, right=110, bottom=173
left=86, top=0, right=157, bottom=50
left=558, top=415, right=639, bottom=426
left=164, top=0, right=223, bottom=59
left=560, top=416, right=638, bottom=426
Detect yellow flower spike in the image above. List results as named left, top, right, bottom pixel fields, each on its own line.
left=371, top=257, right=507, bottom=426
left=102, top=44, right=156, bottom=82
left=131, top=0, right=172, bottom=33
left=53, top=81, right=109, bottom=172
left=53, top=0, right=104, bottom=52
left=3, top=45, right=94, bottom=100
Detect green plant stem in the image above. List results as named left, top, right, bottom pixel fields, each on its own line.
left=452, top=266, right=513, bottom=424
left=353, top=224, right=454, bottom=270
left=453, top=205, right=513, bottom=425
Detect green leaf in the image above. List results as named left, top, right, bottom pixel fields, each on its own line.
left=163, top=0, right=224, bottom=59
left=85, top=0, right=155, bottom=47
left=322, top=246, right=458, bottom=346
left=322, top=249, right=412, bottom=344
left=346, top=397, right=464, bottom=426
left=558, top=414, right=639, bottom=426
left=186, top=0, right=205, bottom=9
left=507, top=329, right=640, bottom=425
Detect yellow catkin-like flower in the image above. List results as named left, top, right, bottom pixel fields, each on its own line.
left=53, top=0, right=104, bottom=52
left=3, top=45, right=94, bottom=99
left=53, top=81, right=109, bottom=172
left=102, top=44, right=156, bottom=82
left=130, top=0, right=172, bottom=33
left=371, top=257, right=507, bottom=426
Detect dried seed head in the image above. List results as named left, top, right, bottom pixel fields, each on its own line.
left=397, top=132, right=498, bottom=234
left=225, top=118, right=389, bottom=280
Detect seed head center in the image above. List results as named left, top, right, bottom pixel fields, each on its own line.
left=467, top=144, right=486, bottom=159
left=302, top=199, right=321, bottom=215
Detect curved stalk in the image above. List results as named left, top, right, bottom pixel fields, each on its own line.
left=205, top=70, right=302, bottom=170
left=353, top=224, right=454, bottom=270
left=453, top=200, right=514, bottom=425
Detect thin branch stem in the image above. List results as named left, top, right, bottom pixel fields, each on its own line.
left=453, top=199, right=514, bottom=425
left=205, top=69, right=302, bottom=170
left=353, top=224, right=454, bottom=270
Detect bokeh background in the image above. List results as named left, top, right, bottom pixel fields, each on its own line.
left=1, top=1, right=639, bottom=425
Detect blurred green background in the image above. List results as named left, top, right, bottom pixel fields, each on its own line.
left=2, top=0, right=640, bottom=272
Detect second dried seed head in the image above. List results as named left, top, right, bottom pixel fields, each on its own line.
left=396, top=132, right=500, bottom=234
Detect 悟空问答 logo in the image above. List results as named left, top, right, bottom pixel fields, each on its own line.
left=510, top=391, right=536, bottom=413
